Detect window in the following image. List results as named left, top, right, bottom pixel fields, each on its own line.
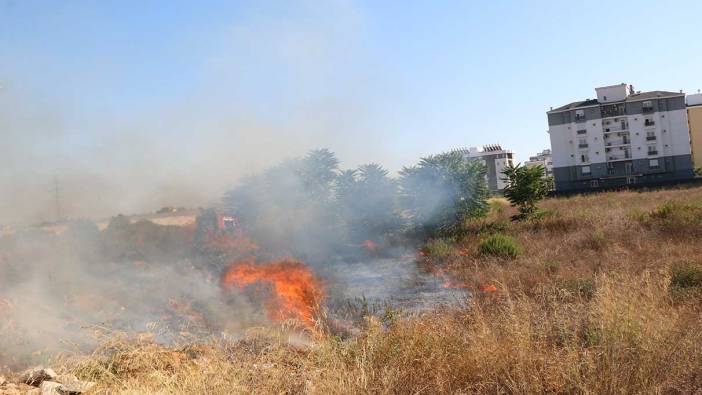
left=580, top=152, right=589, bottom=163
left=649, top=159, right=660, bottom=169
left=621, top=120, right=627, bottom=130
left=575, top=109, right=585, bottom=121
left=581, top=166, right=591, bottom=175
left=576, top=129, right=587, bottom=135
left=590, top=180, right=599, bottom=188
left=646, top=131, right=656, bottom=141
left=647, top=145, right=658, bottom=155
left=578, top=138, right=588, bottom=148
left=642, top=101, right=653, bottom=113
left=645, top=118, right=655, bottom=127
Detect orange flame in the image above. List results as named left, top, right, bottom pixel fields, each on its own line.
left=361, top=240, right=378, bottom=252
left=479, top=283, right=498, bottom=293
left=221, top=257, right=324, bottom=328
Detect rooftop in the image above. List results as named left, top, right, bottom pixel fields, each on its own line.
left=549, top=90, right=684, bottom=113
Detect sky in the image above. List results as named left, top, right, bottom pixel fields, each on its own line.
left=2, top=0, right=702, bottom=223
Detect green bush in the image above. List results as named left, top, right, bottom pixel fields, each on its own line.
left=670, top=263, right=702, bottom=289
left=477, top=233, right=522, bottom=259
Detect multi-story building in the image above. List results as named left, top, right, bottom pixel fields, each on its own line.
left=547, top=83, right=694, bottom=191
left=453, top=145, right=514, bottom=192
left=687, top=93, right=702, bottom=170
left=524, top=149, right=553, bottom=178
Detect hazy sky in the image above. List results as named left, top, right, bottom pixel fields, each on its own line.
left=2, top=0, right=702, bottom=223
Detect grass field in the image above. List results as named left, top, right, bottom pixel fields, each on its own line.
left=9, top=187, right=702, bottom=394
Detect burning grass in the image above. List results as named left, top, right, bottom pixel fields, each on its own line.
left=6, top=186, right=702, bottom=393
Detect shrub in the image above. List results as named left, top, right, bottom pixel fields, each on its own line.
left=502, top=163, right=550, bottom=220
left=670, top=263, right=702, bottom=289
left=477, top=233, right=522, bottom=259
left=643, top=200, right=702, bottom=235
left=582, top=231, right=607, bottom=251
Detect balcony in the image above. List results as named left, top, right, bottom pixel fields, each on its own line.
left=575, top=115, right=586, bottom=123
left=606, top=139, right=630, bottom=147
left=646, top=136, right=657, bottom=141
left=578, top=143, right=588, bottom=148
left=607, top=152, right=632, bottom=161
left=644, top=120, right=656, bottom=127
left=648, top=150, right=658, bottom=156
left=643, top=107, right=654, bottom=114
left=601, top=104, right=626, bottom=118
left=576, top=129, right=587, bottom=135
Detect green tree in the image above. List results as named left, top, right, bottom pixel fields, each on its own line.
left=501, top=163, right=550, bottom=220
left=399, top=152, right=489, bottom=234
left=337, top=163, right=401, bottom=242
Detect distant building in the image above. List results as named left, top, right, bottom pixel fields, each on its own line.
left=524, top=149, right=553, bottom=178
left=687, top=93, right=702, bottom=170
left=547, top=83, right=694, bottom=191
left=452, top=145, right=514, bottom=192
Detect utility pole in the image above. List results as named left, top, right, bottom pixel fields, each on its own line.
left=53, top=176, right=61, bottom=221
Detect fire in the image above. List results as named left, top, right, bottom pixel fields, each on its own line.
left=479, top=283, right=498, bottom=292
left=221, top=257, right=324, bottom=328
left=442, top=277, right=468, bottom=289
left=361, top=239, right=378, bottom=253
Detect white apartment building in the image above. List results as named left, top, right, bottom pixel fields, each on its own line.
left=547, top=83, right=694, bottom=191
left=452, top=145, right=514, bottom=192
left=524, top=149, right=553, bottom=178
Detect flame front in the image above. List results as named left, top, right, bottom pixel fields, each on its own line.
left=221, top=257, right=324, bottom=328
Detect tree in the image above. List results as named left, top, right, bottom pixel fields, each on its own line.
left=336, top=164, right=401, bottom=242
left=399, top=152, right=489, bottom=234
left=501, top=163, right=550, bottom=220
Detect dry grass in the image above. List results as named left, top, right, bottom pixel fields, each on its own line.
left=39, top=187, right=702, bottom=393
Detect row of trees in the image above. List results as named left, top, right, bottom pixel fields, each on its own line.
left=222, top=149, right=491, bottom=259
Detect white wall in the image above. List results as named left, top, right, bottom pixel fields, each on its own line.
left=596, top=84, right=628, bottom=103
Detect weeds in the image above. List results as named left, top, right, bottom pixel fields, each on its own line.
left=477, top=233, right=522, bottom=259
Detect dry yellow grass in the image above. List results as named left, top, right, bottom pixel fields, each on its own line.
left=40, top=186, right=702, bottom=394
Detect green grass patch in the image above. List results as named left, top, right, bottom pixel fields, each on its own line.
left=423, top=238, right=458, bottom=261
left=477, top=233, right=522, bottom=259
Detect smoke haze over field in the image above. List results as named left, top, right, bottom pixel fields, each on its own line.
left=0, top=2, right=400, bottom=225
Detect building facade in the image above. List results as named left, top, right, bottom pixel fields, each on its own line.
left=547, top=83, right=694, bottom=191
left=453, top=145, right=514, bottom=192
left=687, top=93, right=702, bottom=170
left=524, top=149, right=553, bottom=178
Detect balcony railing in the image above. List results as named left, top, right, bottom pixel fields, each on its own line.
left=576, top=129, right=587, bottom=135
left=606, top=140, right=630, bottom=146
left=646, top=136, right=656, bottom=141
left=648, top=150, right=658, bottom=155
left=575, top=115, right=586, bottom=122
left=608, top=153, right=631, bottom=161
left=645, top=120, right=655, bottom=127
left=578, top=143, right=588, bottom=148
left=643, top=107, right=654, bottom=114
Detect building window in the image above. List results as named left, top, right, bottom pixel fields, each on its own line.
left=580, top=153, right=589, bottom=163
left=647, top=145, right=658, bottom=155
left=578, top=138, right=588, bottom=148
left=645, top=118, right=655, bottom=127
left=576, top=129, right=587, bottom=135
left=590, top=180, right=599, bottom=188
left=575, top=109, right=585, bottom=121
left=649, top=159, right=660, bottom=169
left=581, top=166, right=591, bottom=176
left=642, top=101, right=653, bottom=113
left=646, top=131, right=656, bottom=141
